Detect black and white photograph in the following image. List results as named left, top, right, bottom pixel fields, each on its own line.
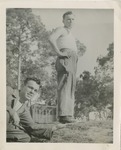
left=6, top=8, right=114, bottom=143
left=0, top=1, right=121, bottom=150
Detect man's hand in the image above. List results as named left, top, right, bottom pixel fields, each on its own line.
left=52, top=123, right=66, bottom=131
left=7, top=106, right=20, bottom=126
left=58, top=51, right=71, bottom=58
left=58, top=51, right=68, bottom=57
left=12, top=112, right=20, bottom=126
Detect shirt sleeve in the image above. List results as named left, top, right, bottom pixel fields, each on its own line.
left=18, top=105, right=53, bottom=139
left=19, top=106, right=48, bottom=130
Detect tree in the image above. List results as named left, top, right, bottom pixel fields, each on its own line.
left=6, top=8, right=87, bottom=105
left=76, top=39, right=86, bottom=57
left=75, top=71, right=99, bottom=117
left=75, top=43, right=114, bottom=118
left=6, top=8, right=51, bottom=89
left=94, top=43, right=114, bottom=109
left=6, top=8, right=59, bottom=105
left=95, top=43, right=113, bottom=83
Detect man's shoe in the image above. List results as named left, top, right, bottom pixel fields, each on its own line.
left=59, top=116, right=77, bottom=124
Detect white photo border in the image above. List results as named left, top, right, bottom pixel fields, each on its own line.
left=0, top=1, right=121, bottom=150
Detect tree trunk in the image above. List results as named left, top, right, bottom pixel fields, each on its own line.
left=18, top=45, right=21, bottom=90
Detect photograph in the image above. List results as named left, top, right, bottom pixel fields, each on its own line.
left=0, top=1, right=121, bottom=150
left=6, top=8, right=114, bottom=143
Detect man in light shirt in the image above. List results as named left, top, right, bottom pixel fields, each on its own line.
left=7, top=77, right=65, bottom=142
left=49, top=11, right=78, bottom=123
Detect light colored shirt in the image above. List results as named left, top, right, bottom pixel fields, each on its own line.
left=57, top=32, right=77, bottom=52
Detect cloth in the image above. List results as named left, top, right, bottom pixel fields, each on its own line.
left=7, top=111, right=31, bottom=142
left=14, top=100, right=22, bottom=111
left=56, top=49, right=78, bottom=117
left=7, top=100, right=53, bottom=142
left=57, top=32, right=77, bottom=52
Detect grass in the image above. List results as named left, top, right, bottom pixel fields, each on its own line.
left=31, top=120, right=113, bottom=143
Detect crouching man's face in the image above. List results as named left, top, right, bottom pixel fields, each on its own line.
left=21, top=80, right=40, bottom=102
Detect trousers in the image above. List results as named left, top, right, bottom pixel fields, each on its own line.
left=55, top=49, right=78, bottom=117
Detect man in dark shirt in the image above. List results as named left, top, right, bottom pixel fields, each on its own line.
left=7, top=77, right=65, bottom=142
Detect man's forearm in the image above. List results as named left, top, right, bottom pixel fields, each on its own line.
left=24, top=123, right=53, bottom=140
left=25, top=122, right=51, bottom=131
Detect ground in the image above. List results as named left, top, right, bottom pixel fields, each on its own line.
left=31, top=120, right=113, bottom=143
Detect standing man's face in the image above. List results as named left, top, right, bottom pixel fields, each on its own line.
left=21, top=80, right=40, bottom=101
left=63, top=14, right=75, bottom=29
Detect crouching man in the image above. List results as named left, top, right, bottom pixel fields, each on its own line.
left=7, top=77, right=65, bottom=142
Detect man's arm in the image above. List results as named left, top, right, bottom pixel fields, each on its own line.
left=49, top=27, right=68, bottom=57
left=19, top=107, right=53, bottom=139
left=7, top=93, right=20, bottom=126
left=19, top=106, right=49, bottom=130
left=19, top=106, right=66, bottom=139
left=7, top=105, right=20, bottom=126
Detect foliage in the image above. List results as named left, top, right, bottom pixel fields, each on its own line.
left=75, top=71, right=100, bottom=117
left=6, top=8, right=53, bottom=88
left=75, top=43, right=114, bottom=117
left=95, top=43, right=113, bottom=82
left=6, top=9, right=113, bottom=115
left=76, top=39, right=86, bottom=57
left=6, top=8, right=87, bottom=104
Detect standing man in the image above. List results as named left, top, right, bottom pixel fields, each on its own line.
left=49, top=11, right=78, bottom=123
left=7, top=77, right=65, bottom=142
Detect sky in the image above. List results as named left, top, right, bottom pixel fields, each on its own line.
left=32, top=9, right=114, bottom=77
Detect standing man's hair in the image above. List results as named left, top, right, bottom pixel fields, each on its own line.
left=24, top=77, right=41, bottom=87
left=62, top=11, right=73, bottom=19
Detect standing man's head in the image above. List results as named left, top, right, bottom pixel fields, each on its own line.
left=20, top=77, right=41, bottom=103
left=62, top=11, right=75, bottom=29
